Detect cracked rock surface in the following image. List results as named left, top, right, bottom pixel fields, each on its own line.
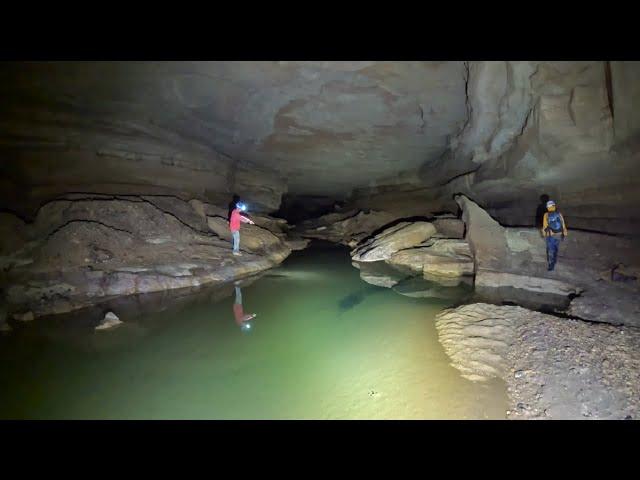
left=1, top=194, right=294, bottom=319
left=456, top=194, right=640, bottom=326
left=436, top=303, right=640, bottom=419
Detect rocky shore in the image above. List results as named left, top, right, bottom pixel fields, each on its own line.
left=0, top=194, right=301, bottom=324
left=436, top=303, right=640, bottom=419
left=301, top=195, right=640, bottom=419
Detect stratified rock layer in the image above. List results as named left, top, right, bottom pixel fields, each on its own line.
left=1, top=194, right=293, bottom=319
left=456, top=194, right=640, bottom=326
left=351, top=222, right=436, bottom=262
left=351, top=62, right=640, bottom=236
left=436, top=303, right=640, bottom=420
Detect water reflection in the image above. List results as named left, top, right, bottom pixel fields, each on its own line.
left=233, top=281, right=257, bottom=332
left=3, top=274, right=267, bottom=352
left=393, top=276, right=474, bottom=303
left=354, top=260, right=474, bottom=306
left=0, top=245, right=507, bottom=419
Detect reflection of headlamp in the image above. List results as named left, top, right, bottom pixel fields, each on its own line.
left=241, top=322, right=252, bottom=332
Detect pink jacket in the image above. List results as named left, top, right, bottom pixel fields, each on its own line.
left=229, top=208, right=251, bottom=232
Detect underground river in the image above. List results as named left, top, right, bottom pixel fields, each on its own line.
left=0, top=243, right=507, bottom=419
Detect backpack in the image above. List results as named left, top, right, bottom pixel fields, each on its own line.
left=547, top=211, right=563, bottom=233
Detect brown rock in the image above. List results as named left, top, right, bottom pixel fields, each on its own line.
left=351, top=222, right=437, bottom=262
left=95, top=311, right=123, bottom=330
left=299, top=210, right=396, bottom=246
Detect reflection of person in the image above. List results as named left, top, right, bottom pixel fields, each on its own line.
left=229, top=202, right=255, bottom=256
left=541, top=200, right=568, bottom=271
left=233, top=282, right=256, bottom=332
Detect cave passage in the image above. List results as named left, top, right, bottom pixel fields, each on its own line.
left=0, top=243, right=506, bottom=420
left=2, top=61, right=639, bottom=420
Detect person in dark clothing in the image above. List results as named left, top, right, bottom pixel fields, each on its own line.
left=541, top=200, right=568, bottom=271
left=535, top=194, right=550, bottom=229
left=228, top=194, right=240, bottom=221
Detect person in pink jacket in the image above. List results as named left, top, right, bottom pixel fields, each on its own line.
left=233, top=281, right=257, bottom=332
left=229, top=202, right=255, bottom=256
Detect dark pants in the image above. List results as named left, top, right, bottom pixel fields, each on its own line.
left=546, top=235, right=560, bottom=270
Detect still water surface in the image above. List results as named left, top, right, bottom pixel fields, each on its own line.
left=0, top=243, right=507, bottom=419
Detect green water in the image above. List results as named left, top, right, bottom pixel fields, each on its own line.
left=0, top=244, right=507, bottom=419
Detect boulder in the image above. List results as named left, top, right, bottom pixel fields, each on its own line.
left=455, top=194, right=640, bottom=325
left=423, top=256, right=475, bottom=278
left=386, top=238, right=474, bottom=279
left=299, top=210, right=396, bottom=246
left=475, top=271, right=583, bottom=311
left=189, top=199, right=208, bottom=222
left=355, top=261, right=409, bottom=288
left=455, top=195, right=506, bottom=271
left=286, top=238, right=311, bottom=251
left=206, top=217, right=287, bottom=255
left=351, top=222, right=437, bottom=262
left=433, top=217, right=465, bottom=239
left=392, top=276, right=473, bottom=301
left=95, top=311, right=123, bottom=330
left=436, top=303, right=519, bottom=382
left=455, top=194, right=580, bottom=309
left=2, top=195, right=294, bottom=319
left=384, top=249, right=424, bottom=275
left=422, top=273, right=471, bottom=287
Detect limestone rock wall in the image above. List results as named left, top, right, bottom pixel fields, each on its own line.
left=0, top=61, right=468, bottom=217
left=455, top=194, right=640, bottom=326
left=4, top=61, right=638, bottom=234
left=0, top=194, right=293, bottom=319
left=352, top=61, right=640, bottom=236
left=0, top=111, right=286, bottom=218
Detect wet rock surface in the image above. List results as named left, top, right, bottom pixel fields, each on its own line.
left=436, top=303, right=640, bottom=419
left=456, top=194, right=640, bottom=326
left=387, top=238, right=474, bottom=279
left=1, top=61, right=639, bottom=419
left=355, top=261, right=409, bottom=288
left=95, top=311, right=122, bottom=330
left=392, top=276, right=473, bottom=302
left=351, top=222, right=436, bottom=262
left=346, top=214, right=476, bottom=303
left=344, top=197, right=640, bottom=420
left=431, top=217, right=465, bottom=240
left=344, top=212, right=475, bottom=294
left=350, top=62, right=640, bottom=237
left=0, top=194, right=295, bottom=320
left=3, top=275, right=265, bottom=352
